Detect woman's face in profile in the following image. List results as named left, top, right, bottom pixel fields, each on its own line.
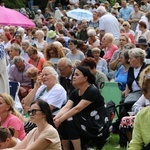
left=72, top=69, right=87, bottom=87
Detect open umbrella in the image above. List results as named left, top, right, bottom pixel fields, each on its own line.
left=0, top=6, right=35, bottom=28
left=66, top=8, right=93, bottom=21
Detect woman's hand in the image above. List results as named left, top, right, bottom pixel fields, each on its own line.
left=35, top=74, right=42, bottom=88
left=54, top=118, right=61, bottom=128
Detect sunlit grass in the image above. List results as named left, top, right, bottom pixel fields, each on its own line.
left=102, top=133, right=126, bottom=150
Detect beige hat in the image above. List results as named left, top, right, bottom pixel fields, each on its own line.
left=113, top=3, right=121, bottom=9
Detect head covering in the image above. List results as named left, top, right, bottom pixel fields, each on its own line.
left=76, top=66, right=95, bottom=84
left=136, top=36, right=148, bottom=46
left=47, top=30, right=56, bottom=39
left=113, top=2, right=121, bottom=9
left=0, top=44, right=5, bottom=61
left=37, top=9, right=41, bottom=13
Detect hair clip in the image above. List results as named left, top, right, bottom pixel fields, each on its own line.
left=145, top=74, right=150, bottom=79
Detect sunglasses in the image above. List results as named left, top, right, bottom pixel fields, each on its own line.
left=28, top=109, right=42, bottom=116
left=123, top=24, right=127, bottom=27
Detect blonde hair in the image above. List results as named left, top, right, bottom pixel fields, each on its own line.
left=139, top=65, right=150, bottom=94
left=0, top=93, right=24, bottom=122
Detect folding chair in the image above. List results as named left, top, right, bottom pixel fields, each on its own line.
left=9, top=81, right=23, bottom=114
left=100, top=81, right=122, bottom=105
left=9, top=81, right=20, bottom=100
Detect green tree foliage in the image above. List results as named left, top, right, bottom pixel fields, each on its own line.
left=3, top=0, right=25, bottom=8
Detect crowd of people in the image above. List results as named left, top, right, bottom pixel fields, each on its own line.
left=0, top=0, right=150, bottom=149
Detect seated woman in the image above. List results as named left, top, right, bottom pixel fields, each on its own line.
left=91, top=47, right=108, bottom=76
left=0, top=93, right=25, bottom=141
left=80, top=57, right=108, bottom=89
left=54, top=66, right=110, bottom=150
left=6, top=100, right=62, bottom=150
left=44, top=43, right=65, bottom=69
left=115, top=50, right=130, bottom=92
left=128, top=65, right=150, bottom=150
left=118, top=48, right=147, bottom=147
left=22, top=66, right=67, bottom=116
left=0, top=127, right=19, bottom=149
left=27, top=46, right=46, bottom=72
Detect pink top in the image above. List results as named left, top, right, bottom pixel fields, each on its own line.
left=103, top=44, right=118, bottom=62
left=2, top=114, right=26, bottom=140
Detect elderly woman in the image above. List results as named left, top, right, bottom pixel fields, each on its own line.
left=128, top=65, right=150, bottom=150
left=135, top=21, right=150, bottom=43
left=117, top=48, right=147, bottom=148
left=7, top=100, right=62, bottom=150
left=21, top=40, right=44, bottom=62
left=80, top=57, right=108, bottom=89
left=102, top=33, right=118, bottom=63
left=33, top=30, right=48, bottom=53
left=91, top=47, right=108, bottom=76
left=115, top=50, right=130, bottom=91
left=22, top=66, right=67, bottom=116
left=0, top=93, right=25, bottom=141
left=27, top=46, right=46, bottom=72
left=44, top=43, right=65, bottom=68
left=87, top=28, right=100, bottom=50
left=54, top=66, right=110, bottom=150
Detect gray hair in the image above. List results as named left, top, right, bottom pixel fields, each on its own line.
left=42, top=66, right=59, bottom=83
left=129, top=48, right=146, bottom=62
left=87, top=29, right=96, bottom=36
left=104, top=33, right=114, bottom=42
left=13, top=56, right=25, bottom=64
left=97, top=6, right=107, bottom=15
left=22, top=40, right=30, bottom=46
left=10, top=43, right=21, bottom=54
left=58, top=57, right=72, bottom=67
left=92, top=47, right=101, bottom=53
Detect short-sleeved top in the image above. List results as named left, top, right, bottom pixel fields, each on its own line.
left=28, top=57, right=46, bottom=72
left=66, top=50, right=85, bottom=62
left=35, top=84, right=67, bottom=115
left=69, top=84, right=104, bottom=112
left=23, top=125, right=62, bottom=150
left=2, top=114, right=26, bottom=140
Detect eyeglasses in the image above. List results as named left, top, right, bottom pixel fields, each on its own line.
left=41, top=73, right=51, bottom=77
left=123, top=24, right=127, bottom=27
left=28, top=109, right=42, bottom=116
left=57, top=65, right=69, bottom=72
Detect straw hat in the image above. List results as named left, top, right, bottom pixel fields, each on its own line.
left=113, top=3, right=121, bottom=9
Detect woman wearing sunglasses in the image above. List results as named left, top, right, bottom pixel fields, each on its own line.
left=6, top=100, right=61, bottom=150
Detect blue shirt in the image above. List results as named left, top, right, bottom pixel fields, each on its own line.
left=119, top=6, right=132, bottom=21
left=115, top=65, right=128, bottom=91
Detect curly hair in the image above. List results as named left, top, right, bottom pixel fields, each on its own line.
left=44, top=43, right=65, bottom=60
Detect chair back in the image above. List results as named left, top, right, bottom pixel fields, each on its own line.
left=100, top=81, right=122, bottom=105
left=9, top=81, right=20, bottom=100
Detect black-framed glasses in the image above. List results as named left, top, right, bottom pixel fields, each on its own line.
left=57, top=65, right=69, bottom=72
left=28, top=109, right=42, bottom=116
